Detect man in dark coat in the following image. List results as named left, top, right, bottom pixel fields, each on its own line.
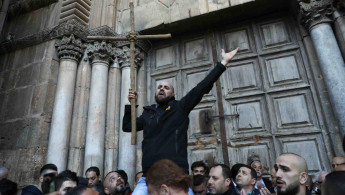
left=123, top=48, right=239, bottom=195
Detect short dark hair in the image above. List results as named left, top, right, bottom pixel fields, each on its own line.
left=40, top=164, right=57, bottom=175
left=65, top=185, right=87, bottom=195
left=117, top=170, right=128, bottom=184
left=211, top=164, right=231, bottom=180
left=146, top=159, right=192, bottom=192
left=85, top=166, right=100, bottom=176
left=323, top=171, right=345, bottom=195
left=193, top=175, right=208, bottom=186
left=230, top=163, right=246, bottom=180
left=238, top=165, right=257, bottom=180
left=0, top=179, right=18, bottom=195
left=54, top=170, right=79, bottom=191
left=191, top=161, right=208, bottom=171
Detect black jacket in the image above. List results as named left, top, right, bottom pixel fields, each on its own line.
left=123, top=62, right=226, bottom=174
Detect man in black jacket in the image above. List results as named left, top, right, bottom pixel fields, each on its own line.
left=123, top=48, right=239, bottom=195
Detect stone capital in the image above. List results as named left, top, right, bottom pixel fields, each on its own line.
left=116, top=45, right=145, bottom=69
left=55, top=34, right=86, bottom=62
left=86, top=41, right=115, bottom=65
left=298, top=0, right=334, bottom=30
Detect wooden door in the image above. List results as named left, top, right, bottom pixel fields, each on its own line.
left=145, top=15, right=331, bottom=175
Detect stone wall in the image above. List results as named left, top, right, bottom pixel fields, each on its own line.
left=88, top=0, right=254, bottom=33
left=0, top=2, right=60, bottom=187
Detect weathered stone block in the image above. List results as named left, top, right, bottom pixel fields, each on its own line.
left=4, top=87, right=33, bottom=120
left=27, top=117, right=50, bottom=147
left=16, top=63, right=40, bottom=87
left=1, top=70, right=17, bottom=91
left=0, top=119, right=26, bottom=149
left=31, top=84, right=48, bottom=115
left=43, top=81, right=56, bottom=115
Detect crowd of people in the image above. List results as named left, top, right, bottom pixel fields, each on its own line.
left=0, top=154, right=344, bottom=195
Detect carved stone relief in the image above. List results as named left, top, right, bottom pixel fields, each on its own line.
left=298, top=0, right=334, bottom=30
left=55, top=34, right=86, bottom=61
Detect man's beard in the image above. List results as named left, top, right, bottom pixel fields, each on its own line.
left=155, top=94, right=171, bottom=105
left=110, top=185, right=126, bottom=195
left=277, top=180, right=300, bottom=195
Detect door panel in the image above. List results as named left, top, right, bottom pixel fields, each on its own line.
left=146, top=15, right=331, bottom=175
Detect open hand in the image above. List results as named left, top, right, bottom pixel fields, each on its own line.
left=221, top=47, right=239, bottom=65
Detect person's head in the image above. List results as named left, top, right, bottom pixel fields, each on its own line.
left=191, top=161, right=209, bottom=176
left=230, top=163, right=246, bottom=181
left=39, top=164, right=58, bottom=193
left=192, top=175, right=207, bottom=195
left=207, top=164, right=231, bottom=194
left=335, top=164, right=345, bottom=171
left=315, top=171, right=328, bottom=191
left=235, top=165, right=257, bottom=190
left=274, top=153, right=308, bottom=195
left=146, top=159, right=192, bottom=195
left=92, top=183, right=105, bottom=195
left=250, top=160, right=264, bottom=179
left=0, top=178, right=18, bottom=195
left=331, top=156, right=345, bottom=170
left=134, top=171, right=143, bottom=189
left=65, top=185, right=99, bottom=195
left=55, top=170, right=78, bottom=195
left=305, top=175, right=313, bottom=191
left=155, top=81, right=175, bottom=105
left=103, top=171, right=126, bottom=195
left=115, top=170, right=128, bottom=185
left=0, top=167, right=8, bottom=180
left=269, top=167, right=277, bottom=187
left=322, top=171, right=345, bottom=195
left=86, top=166, right=102, bottom=187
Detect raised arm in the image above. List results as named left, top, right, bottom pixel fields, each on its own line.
left=180, top=48, right=239, bottom=113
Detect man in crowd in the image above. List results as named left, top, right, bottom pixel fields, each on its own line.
left=274, top=153, right=308, bottom=195
left=103, top=171, right=129, bottom=195
left=207, top=164, right=231, bottom=194
left=229, top=164, right=245, bottom=192
left=22, top=164, right=58, bottom=195
left=331, top=156, right=345, bottom=170
left=269, top=167, right=277, bottom=194
left=123, top=48, right=239, bottom=195
left=250, top=160, right=274, bottom=193
left=85, top=166, right=102, bottom=188
left=134, top=171, right=143, bottom=189
left=315, top=171, right=328, bottom=195
left=191, top=161, right=209, bottom=176
left=0, top=166, right=8, bottom=180
left=54, top=170, right=78, bottom=195
left=192, top=175, right=207, bottom=195
left=65, top=185, right=99, bottom=195
left=235, top=165, right=260, bottom=195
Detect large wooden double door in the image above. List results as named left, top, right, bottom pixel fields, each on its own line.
left=144, top=15, right=331, bottom=175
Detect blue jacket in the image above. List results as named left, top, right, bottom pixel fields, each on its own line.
left=123, top=62, right=226, bottom=174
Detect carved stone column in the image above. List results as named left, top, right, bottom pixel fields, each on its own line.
left=47, top=35, right=85, bottom=172
left=299, top=0, right=345, bottom=136
left=117, top=45, right=145, bottom=187
left=333, top=0, right=345, bottom=58
left=67, top=51, right=91, bottom=176
left=104, top=55, right=122, bottom=175
left=83, top=41, right=114, bottom=174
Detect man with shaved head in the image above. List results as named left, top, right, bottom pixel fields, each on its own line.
left=123, top=48, right=239, bottom=195
left=331, top=156, right=345, bottom=170
left=274, top=153, right=308, bottom=195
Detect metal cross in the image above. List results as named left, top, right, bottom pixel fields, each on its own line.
left=87, top=2, right=171, bottom=145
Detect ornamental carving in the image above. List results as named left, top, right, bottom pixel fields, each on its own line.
left=298, top=0, right=334, bottom=30
left=116, top=45, right=145, bottom=68
left=86, top=41, right=115, bottom=64
left=55, top=34, right=86, bottom=61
